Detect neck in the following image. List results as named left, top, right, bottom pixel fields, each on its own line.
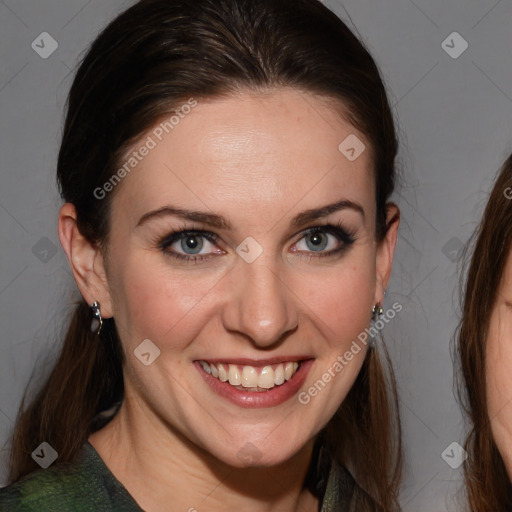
left=88, top=390, right=320, bottom=512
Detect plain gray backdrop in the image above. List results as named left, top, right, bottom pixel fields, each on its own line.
left=1, top=1, right=511, bottom=511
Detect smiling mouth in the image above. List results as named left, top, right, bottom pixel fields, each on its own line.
left=197, top=360, right=302, bottom=392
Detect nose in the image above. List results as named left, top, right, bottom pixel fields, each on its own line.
left=221, top=260, right=299, bottom=348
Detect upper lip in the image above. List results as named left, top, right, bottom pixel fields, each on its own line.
left=196, top=356, right=313, bottom=366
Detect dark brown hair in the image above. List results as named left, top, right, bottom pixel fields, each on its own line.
left=456, top=153, right=512, bottom=511
left=7, top=0, right=402, bottom=509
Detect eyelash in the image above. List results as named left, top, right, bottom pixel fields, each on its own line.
left=155, top=222, right=356, bottom=263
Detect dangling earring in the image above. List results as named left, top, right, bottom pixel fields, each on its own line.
left=369, top=302, right=384, bottom=348
left=371, top=302, right=384, bottom=321
left=90, top=301, right=103, bottom=335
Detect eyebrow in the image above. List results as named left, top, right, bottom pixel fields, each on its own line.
left=290, top=199, right=365, bottom=227
left=136, top=199, right=365, bottom=229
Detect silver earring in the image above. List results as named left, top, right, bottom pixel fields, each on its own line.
left=369, top=303, right=384, bottom=349
left=371, top=303, right=384, bottom=321
left=90, top=301, right=103, bottom=335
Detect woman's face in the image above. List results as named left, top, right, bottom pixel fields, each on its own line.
left=84, top=88, right=397, bottom=467
left=487, top=248, right=512, bottom=477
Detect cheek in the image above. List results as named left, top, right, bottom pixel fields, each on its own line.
left=111, top=252, right=225, bottom=349
left=292, top=259, right=376, bottom=343
left=293, top=261, right=374, bottom=422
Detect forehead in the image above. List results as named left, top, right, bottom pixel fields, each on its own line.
left=113, top=88, right=375, bottom=225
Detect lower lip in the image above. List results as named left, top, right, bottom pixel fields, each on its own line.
left=194, top=360, right=314, bottom=408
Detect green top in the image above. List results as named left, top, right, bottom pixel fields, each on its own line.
left=0, top=441, right=358, bottom=511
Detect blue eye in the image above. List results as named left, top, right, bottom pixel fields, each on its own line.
left=178, top=234, right=205, bottom=254
left=292, top=226, right=355, bottom=257
left=301, top=231, right=331, bottom=252
left=159, top=230, right=222, bottom=261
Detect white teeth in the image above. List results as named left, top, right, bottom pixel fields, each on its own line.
left=228, top=364, right=241, bottom=385
left=200, top=361, right=211, bottom=374
left=199, top=360, right=302, bottom=390
left=284, top=362, right=294, bottom=381
left=241, top=366, right=258, bottom=388
left=258, top=366, right=275, bottom=389
left=218, top=363, right=228, bottom=382
left=274, top=364, right=285, bottom=385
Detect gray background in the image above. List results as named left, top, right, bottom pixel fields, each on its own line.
left=1, top=1, right=511, bottom=510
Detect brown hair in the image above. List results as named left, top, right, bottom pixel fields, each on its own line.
left=7, top=0, right=402, bottom=509
left=456, top=153, right=512, bottom=510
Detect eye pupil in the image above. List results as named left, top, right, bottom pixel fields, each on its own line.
left=186, top=237, right=198, bottom=248
left=306, top=232, right=328, bottom=251
left=181, top=235, right=203, bottom=254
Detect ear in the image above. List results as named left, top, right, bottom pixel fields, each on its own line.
left=58, top=203, right=113, bottom=318
left=374, top=203, right=400, bottom=305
